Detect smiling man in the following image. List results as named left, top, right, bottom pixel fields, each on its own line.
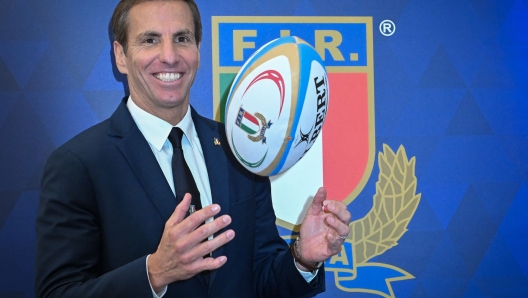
left=35, top=1, right=351, bottom=297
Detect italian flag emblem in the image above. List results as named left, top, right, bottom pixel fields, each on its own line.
left=235, top=107, right=260, bottom=135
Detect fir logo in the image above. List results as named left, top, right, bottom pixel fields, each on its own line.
left=213, top=17, right=421, bottom=297
left=233, top=69, right=284, bottom=145
left=235, top=107, right=272, bottom=144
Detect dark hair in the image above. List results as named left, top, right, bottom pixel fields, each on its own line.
left=111, top=0, right=202, bottom=54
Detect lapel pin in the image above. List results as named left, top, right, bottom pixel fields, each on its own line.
left=213, top=138, right=221, bottom=146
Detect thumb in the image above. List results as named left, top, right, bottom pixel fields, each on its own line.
left=308, top=187, right=327, bottom=215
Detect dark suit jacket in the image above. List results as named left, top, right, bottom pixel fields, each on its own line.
left=35, top=98, right=325, bottom=298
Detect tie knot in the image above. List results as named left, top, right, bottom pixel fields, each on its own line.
left=168, top=127, right=184, bottom=148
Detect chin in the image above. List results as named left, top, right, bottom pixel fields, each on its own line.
left=158, top=96, right=187, bottom=108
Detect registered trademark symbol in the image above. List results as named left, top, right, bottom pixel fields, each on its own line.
left=379, top=20, right=396, bottom=36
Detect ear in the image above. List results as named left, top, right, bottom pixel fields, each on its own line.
left=197, top=43, right=201, bottom=69
left=113, top=41, right=128, bottom=75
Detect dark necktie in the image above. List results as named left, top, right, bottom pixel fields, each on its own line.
left=168, top=127, right=209, bottom=286
left=168, top=127, right=202, bottom=211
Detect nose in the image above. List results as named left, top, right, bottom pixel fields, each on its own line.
left=159, top=40, right=179, bottom=65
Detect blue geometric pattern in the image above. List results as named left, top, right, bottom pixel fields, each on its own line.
left=1, top=0, right=527, bottom=297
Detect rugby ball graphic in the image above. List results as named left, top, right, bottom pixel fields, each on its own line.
left=225, top=36, right=329, bottom=176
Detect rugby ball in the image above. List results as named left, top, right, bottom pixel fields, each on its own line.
left=225, top=36, right=329, bottom=176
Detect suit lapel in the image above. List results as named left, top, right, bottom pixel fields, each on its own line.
left=192, top=109, right=231, bottom=287
left=192, top=108, right=231, bottom=220
left=109, top=98, right=176, bottom=223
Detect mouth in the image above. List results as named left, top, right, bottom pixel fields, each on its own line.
left=154, top=72, right=182, bottom=82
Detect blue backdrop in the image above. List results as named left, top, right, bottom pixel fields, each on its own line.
left=0, top=0, right=527, bottom=297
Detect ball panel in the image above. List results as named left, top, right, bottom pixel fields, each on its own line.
left=225, top=55, right=294, bottom=175
left=225, top=44, right=300, bottom=121
left=226, top=37, right=300, bottom=110
left=292, top=36, right=311, bottom=47
left=270, top=42, right=328, bottom=175
left=226, top=42, right=305, bottom=175
left=273, top=60, right=329, bottom=175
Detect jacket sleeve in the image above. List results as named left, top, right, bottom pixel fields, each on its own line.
left=35, top=147, right=152, bottom=298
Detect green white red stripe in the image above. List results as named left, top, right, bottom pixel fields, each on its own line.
left=236, top=108, right=260, bottom=135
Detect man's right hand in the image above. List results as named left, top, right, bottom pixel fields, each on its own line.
left=147, top=194, right=234, bottom=292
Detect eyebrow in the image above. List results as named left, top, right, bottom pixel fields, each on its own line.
left=134, top=31, right=161, bottom=42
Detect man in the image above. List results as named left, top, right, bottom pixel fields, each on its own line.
left=35, top=0, right=351, bottom=297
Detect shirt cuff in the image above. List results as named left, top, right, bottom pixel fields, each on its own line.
left=294, top=258, right=318, bottom=283
left=146, top=254, right=168, bottom=298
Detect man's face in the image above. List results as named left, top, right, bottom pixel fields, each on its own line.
left=114, top=1, right=200, bottom=120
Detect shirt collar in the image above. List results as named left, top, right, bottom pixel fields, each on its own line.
left=126, top=96, right=195, bottom=151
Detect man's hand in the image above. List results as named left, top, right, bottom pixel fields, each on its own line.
left=298, top=187, right=351, bottom=269
left=147, top=194, right=235, bottom=292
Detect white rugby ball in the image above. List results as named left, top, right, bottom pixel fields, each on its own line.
left=225, top=36, right=329, bottom=176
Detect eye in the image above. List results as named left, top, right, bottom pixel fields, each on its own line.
left=174, top=34, right=196, bottom=47
left=175, top=36, right=190, bottom=43
left=143, top=38, right=158, bottom=44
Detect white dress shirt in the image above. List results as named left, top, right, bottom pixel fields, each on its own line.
left=127, top=97, right=212, bottom=207
left=126, top=97, right=315, bottom=297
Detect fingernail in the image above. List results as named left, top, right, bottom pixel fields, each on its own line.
left=227, top=230, right=234, bottom=239
left=223, top=216, right=230, bottom=223
left=211, top=204, right=219, bottom=212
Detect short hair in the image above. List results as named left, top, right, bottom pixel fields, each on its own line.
left=111, top=0, right=202, bottom=54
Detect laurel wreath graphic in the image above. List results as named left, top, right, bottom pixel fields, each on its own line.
left=349, top=144, right=421, bottom=265
left=248, top=112, right=268, bottom=142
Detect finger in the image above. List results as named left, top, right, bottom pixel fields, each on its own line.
left=326, top=232, right=345, bottom=254
left=323, top=200, right=351, bottom=225
left=323, top=200, right=347, bottom=213
left=189, top=215, right=232, bottom=245
left=197, top=255, right=228, bottom=272
left=166, top=193, right=192, bottom=227
left=325, top=215, right=350, bottom=239
left=194, top=229, right=235, bottom=258
left=308, top=187, right=327, bottom=214
left=160, top=219, right=232, bottom=272
left=180, top=203, right=222, bottom=233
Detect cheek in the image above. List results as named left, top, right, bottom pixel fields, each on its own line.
left=129, top=50, right=155, bottom=73
left=130, top=60, right=154, bottom=82
left=186, top=50, right=200, bottom=70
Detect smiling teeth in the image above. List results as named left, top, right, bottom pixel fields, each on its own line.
left=155, top=73, right=181, bottom=82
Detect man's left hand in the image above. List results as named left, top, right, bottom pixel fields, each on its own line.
left=297, top=187, right=351, bottom=268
